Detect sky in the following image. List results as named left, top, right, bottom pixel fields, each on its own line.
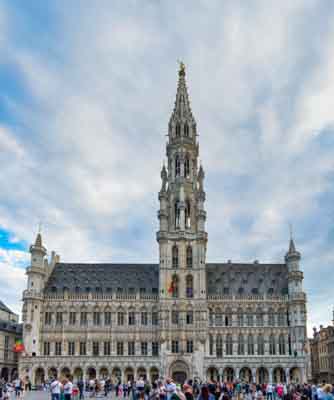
left=0, top=1, right=334, bottom=334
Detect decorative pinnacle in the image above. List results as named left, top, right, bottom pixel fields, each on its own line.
left=178, top=60, right=186, bottom=76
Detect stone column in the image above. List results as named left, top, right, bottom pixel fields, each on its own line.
left=285, top=368, right=290, bottom=384
left=252, top=368, right=257, bottom=384
left=269, top=367, right=273, bottom=384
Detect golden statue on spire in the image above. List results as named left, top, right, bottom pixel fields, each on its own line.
left=178, top=60, right=186, bottom=75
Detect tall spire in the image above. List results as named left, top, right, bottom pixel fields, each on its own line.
left=285, top=226, right=300, bottom=261
left=169, top=61, right=196, bottom=133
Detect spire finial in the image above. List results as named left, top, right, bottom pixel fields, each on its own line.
left=289, top=222, right=293, bottom=241
left=178, top=60, right=186, bottom=76
left=38, top=220, right=42, bottom=234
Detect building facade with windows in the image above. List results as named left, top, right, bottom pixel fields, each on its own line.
left=20, top=64, right=308, bottom=385
left=0, top=301, right=22, bottom=382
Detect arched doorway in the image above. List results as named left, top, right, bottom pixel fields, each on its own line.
left=137, top=367, right=147, bottom=380
left=35, top=368, right=45, bottom=385
left=61, top=367, right=71, bottom=379
left=1, top=368, right=9, bottom=382
left=99, top=367, right=109, bottom=379
left=290, top=367, right=301, bottom=383
left=73, top=367, right=83, bottom=382
left=112, top=367, right=121, bottom=382
left=273, top=367, right=286, bottom=383
left=87, top=367, right=96, bottom=380
left=11, top=369, right=18, bottom=380
left=125, top=367, right=134, bottom=382
left=239, top=367, right=252, bottom=383
left=257, top=367, right=269, bottom=384
left=150, top=367, right=159, bottom=383
left=48, top=367, right=58, bottom=380
left=223, top=367, right=234, bottom=383
left=207, top=367, right=219, bottom=381
left=169, top=361, right=189, bottom=384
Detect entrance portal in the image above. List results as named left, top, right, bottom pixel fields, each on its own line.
left=172, top=371, right=187, bottom=384
left=169, top=361, right=189, bottom=385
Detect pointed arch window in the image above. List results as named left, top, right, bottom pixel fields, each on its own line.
left=215, top=308, right=223, bottom=326
left=279, top=334, right=286, bottom=355
left=185, top=200, right=191, bottom=228
left=186, top=275, right=193, bottom=298
left=226, top=333, right=233, bottom=355
left=238, top=333, right=244, bottom=355
left=184, top=156, right=190, bottom=178
left=174, top=201, right=180, bottom=229
left=237, top=308, right=244, bottom=327
left=216, top=335, right=223, bottom=358
left=268, top=308, right=275, bottom=326
left=209, top=335, right=214, bottom=355
left=176, top=123, right=181, bottom=137
left=171, top=274, right=178, bottom=298
left=269, top=334, right=276, bottom=355
left=247, top=334, right=254, bottom=355
left=184, top=122, right=189, bottom=137
left=257, top=334, right=264, bottom=355
left=175, top=155, right=181, bottom=177
left=172, top=245, right=179, bottom=269
left=186, top=246, right=193, bottom=268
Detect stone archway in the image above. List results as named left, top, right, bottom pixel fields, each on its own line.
left=290, top=367, right=301, bottom=383
left=257, top=367, right=269, bottom=384
left=34, top=368, right=45, bottom=385
left=60, top=367, right=71, bottom=379
left=125, top=367, right=134, bottom=383
left=1, top=368, right=9, bottom=382
left=137, top=367, right=147, bottom=380
left=73, top=367, right=83, bottom=382
left=207, top=367, right=219, bottom=381
left=150, top=367, right=159, bottom=383
left=48, top=367, right=58, bottom=380
left=239, top=367, right=252, bottom=383
left=223, top=367, right=234, bottom=383
left=87, top=367, right=96, bottom=380
left=99, top=367, right=109, bottom=379
left=169, top=360, right=189, bottom=384
left=273, top=367, right=286, bottom=383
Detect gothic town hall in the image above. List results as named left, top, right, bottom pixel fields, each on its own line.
left=20, top=65, right=308, bottom=385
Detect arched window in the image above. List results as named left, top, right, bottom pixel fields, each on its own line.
left=170, top=274, right=178, bottom=298
left=238, top=334, right=244, bottom=355
left=184, top=122, right=189, bottom=137
left=209, top=309, right=214, bottom=326
left=186, top=246, right=193, bottom=268
left=247, top=308, right=254, bottom=327
left=216, top=335, right=223, bottom=358
left=225, top=307, right=232, bottom=327
left=175, top=155, right=181, bottom=177
left=176, top=123, right=181, bottom=137
left=172, top=245, right=179, bottom=269
left=279, top=334, right=285, bottom=355
left=278, top=309, right=286, bottom=326
left=186, top=275, right=193, bottom=298
left=256, top=307, right=264, bottom=326
left=226, top=334, right=233, bottom=355
left=248, top=334, right=254, bottom=355
left=268, top=308, right=275, bottom=326
left=184, top=157, right=190, bottom=177
left=185, top=200, right=191, bottom=228
left=215, top=308, right=223, bottom=326
left=237, top=307, right=244, bottom=327
left=257, top=334, right=264, bottom=355
left=269, top=334, right=276, bottom=355
left=174, top=202, right=180, bottom=228
left=209, top=335, right=214, bottom=355
left=238, top=287, right=244, bottom=295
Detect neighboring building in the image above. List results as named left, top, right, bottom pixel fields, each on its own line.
left=0, top=300, right=22, bottom=381
left=310, top=316, right=334, bottom=383
left=20, top=64, right=308, bottom=385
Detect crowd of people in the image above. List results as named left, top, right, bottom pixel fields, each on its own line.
left=1, top=376, right=334, bottom=400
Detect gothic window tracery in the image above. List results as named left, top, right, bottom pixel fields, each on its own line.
left=174, top=202, right=180, bottom=228
left=257, top=334, right=264, bottom=355
left=172, top=245, right=179, bottom=269
left=171, top=274, right=179, bottom=298
left=185, top=200, right=191, bottom=228
left=279, top=333, right=286, bottom=355
left=175, top=155, right=181, bottom=177
left=216, top=334, right=223, bottom=358
left=215, top=308, right=223, bottom=326
left=269, top=334, right=276, bottom=355
left=186, top=275, right=193, bottom=298
left=184, top=122, right=189, bottom=137
left=186, top=246, right=193, bottom=268
left=184, top=157, right=190, bottom=177
left=176, top=123, right=181, bottom=137
left=238, top=333, right=245, bottom=355
left=226, top=333, right=233, bottom=355
left=237, top=308, right=244, bottom=326
left=248, top=334, right=254, bottom=355
left=268, top=308, right=275, bottom=326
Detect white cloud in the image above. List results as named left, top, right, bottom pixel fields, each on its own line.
left=0, top=1, right=333, bottom=333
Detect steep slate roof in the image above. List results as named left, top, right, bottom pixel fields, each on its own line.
left=206, top=263, right=288, bottom=296
left=44, top=263, right=160, bottom=294
left=0, top=319, right=22, bottom=334
left=45, top=262, right=288, bottom=296
left=0, top=300, right=15, bottom=314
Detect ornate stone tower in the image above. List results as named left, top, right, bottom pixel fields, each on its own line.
left=22, top=233, right=47, bottom=357
left=157, top=63, right=208, bottom=380
left=285, top=237, right=307, bottom=378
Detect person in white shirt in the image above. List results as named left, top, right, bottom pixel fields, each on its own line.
left=63, top=378, right=73, bottom=400
left=50, top=378, right=61, bottom=400
left=164, top=378, right=176, bottom=400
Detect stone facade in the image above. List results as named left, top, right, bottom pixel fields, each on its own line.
left=310, top=319, right=334, bottom=383
left=0, top=301, right=22, bottom=381
left=20, top=65, right=308, bottom=385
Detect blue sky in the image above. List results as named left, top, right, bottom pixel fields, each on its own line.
left=1, top=1, right=334, bottom=332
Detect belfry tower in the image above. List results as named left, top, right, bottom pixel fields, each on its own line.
left=157, top=63, right=208, bottom=379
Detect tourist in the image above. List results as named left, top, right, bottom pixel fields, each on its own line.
left=322, top=385, right=333, bottom=400
left=183, top=383, right=194, bottom=400
left=165, top=378, right=177, bottom=400
left=77, top=378, right=84, bottom=399
left=63, top=377, right=73, bottom=400
left=50, top=377, right=62, bottom=400
left=197, top=385, right=215, bottom=400
left=13, top=377, right=21, bottom=398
